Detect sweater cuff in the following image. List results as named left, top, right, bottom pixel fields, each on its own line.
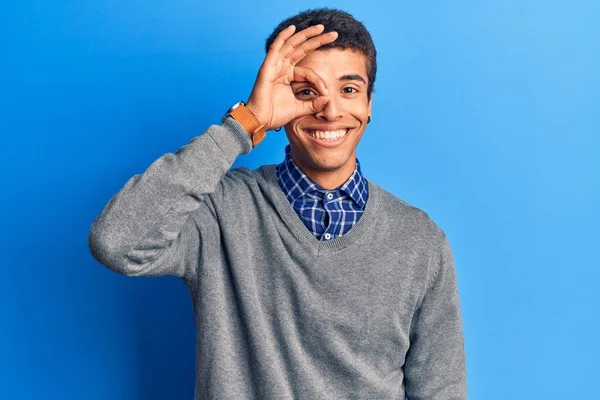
left=205, top=116, right=253, bottom=164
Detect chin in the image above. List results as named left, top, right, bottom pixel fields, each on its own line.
left=301, top=149, right=353, bottom=172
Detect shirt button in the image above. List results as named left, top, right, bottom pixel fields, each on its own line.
left=326, top=193, right=333, bottom=200
left=324, top=233, right=332, bottom=240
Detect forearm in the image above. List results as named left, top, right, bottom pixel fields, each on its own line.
left=87, top=117, right=252, bottom=279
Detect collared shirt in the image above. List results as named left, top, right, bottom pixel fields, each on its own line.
left=276, top=144, right=369, bottom=241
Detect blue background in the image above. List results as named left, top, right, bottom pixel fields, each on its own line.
left=2, top=1, right=598, bottom=399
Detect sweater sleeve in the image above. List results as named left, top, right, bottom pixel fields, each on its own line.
left=87, top=117, right=253, bottom=286
left=404, top=232, right=468, bottom=400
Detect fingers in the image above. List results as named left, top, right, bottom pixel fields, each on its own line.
left=294, top=66, right=331, bottom=117
left=288, top=31, right=338, bottom=65
left=268, top=24, right=297, bottom=53
left=264, top=24, right=338, bottom=75
left=279, top=24, right=325, bottom=57
left=276, top=25, right=338, bottom=63
left=298, top=93, right=330, bottom=117
left=311, top=95, right=330, bottom=113
left=293, top=66, right=329, bottom=96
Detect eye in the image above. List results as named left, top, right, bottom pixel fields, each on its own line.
left=296, top=88, right=317, bottom=97
left=343, top=87, right=358, bottom=94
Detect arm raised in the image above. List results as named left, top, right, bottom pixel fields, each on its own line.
left=87, top=118, right=251, bottom=285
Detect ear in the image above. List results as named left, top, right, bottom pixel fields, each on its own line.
left=368, top=92, right=373, bottom=116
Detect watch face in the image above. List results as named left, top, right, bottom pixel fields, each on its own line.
left=227, top=101, right=245, bottom=114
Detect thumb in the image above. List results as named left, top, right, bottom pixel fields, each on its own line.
left=299, top=95, right=329, bottom=116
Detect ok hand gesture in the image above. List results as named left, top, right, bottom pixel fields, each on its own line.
left=246, top=24, right=338, bottom=131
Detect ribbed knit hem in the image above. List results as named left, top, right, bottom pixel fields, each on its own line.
left=206, top=116, right=253, bottom=164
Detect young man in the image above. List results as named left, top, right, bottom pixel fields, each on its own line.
left=88, top=8, right=467, bottom=400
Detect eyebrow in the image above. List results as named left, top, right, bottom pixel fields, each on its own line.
left=291, top=73, right=367, bottom=86
left=339, top=74, right=366, bottom=84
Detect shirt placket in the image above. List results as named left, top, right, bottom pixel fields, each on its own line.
left=321, top=190, right=341, bottom=241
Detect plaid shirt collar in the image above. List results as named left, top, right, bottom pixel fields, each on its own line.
left=277, top=144, right=368, bottom=208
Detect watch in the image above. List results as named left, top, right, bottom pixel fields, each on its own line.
left=225, top=101, right=266, bottom=147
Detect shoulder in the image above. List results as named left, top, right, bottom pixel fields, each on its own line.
left=370, top=180, right=446, bottom=246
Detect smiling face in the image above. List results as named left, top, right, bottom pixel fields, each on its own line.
left=284, top=48, right=372, bottom=189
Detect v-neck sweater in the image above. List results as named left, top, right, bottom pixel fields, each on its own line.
left=276, top=143, right=369, bottom=242
left=88, top=117, right=467, bottom=399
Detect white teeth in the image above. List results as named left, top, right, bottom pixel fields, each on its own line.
left=306, top=129, right=349, bottom=140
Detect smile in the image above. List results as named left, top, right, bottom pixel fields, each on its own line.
left=303, top=128, right=351, bottom=146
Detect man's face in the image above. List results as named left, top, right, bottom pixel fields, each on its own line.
left=284, top=48, right=372, bottom=179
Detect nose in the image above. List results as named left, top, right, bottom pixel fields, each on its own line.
left=315, top=95, right=343, bottom=122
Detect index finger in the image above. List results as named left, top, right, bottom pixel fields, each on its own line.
left=292, top=66, right=329, bottom=97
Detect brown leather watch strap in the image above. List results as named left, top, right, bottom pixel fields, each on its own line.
left=229, top=104, right=266, bottom=147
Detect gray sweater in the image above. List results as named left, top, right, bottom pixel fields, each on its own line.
left=88, top=117, right=467, bottom=399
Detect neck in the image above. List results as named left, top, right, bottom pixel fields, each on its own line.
left=291, top=155, right=357, bottom=190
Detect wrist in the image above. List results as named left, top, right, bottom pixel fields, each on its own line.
left=226, top=101, right=267, bottom=147
left=245, top=101, right=269, bottom=131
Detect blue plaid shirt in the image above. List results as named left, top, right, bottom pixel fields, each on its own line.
left=276, top=145, right=369, bottom=241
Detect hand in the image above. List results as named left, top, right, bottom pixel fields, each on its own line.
left=246, top=24, right=338, bottom=131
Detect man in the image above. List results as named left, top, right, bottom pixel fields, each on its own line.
left=88, top=8, right=467, bottom=400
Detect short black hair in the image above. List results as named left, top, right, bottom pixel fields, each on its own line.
left=265, top=8, right=377, bottom=100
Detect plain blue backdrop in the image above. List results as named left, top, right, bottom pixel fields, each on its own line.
left=1, top=1, right=598, bottom=399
